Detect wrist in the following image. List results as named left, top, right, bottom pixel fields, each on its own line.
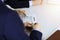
left=32, top=1, right=36, bottom=6
left=33, top=27, right=41, bottom=32
left=32, top=0, right=41, bottom=6
left=32, top=23, right=41, bottom=32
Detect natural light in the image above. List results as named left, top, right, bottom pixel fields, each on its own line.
left=47, top=0, right=60, bottom=4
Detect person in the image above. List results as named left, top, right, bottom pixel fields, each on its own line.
left=4, top=0, right=42, bottom=36
left=0, top=0, right=42, bottom=40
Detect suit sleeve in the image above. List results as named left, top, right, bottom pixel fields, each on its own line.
left=0, top=23, right=3, bottom=40
left=0, top=15, right=6, bottom=40
left=4, top=0, right=29, bottom=8
left=30, top=30, right=42, bottom=40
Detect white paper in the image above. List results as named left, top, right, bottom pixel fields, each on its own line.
left=22, top=16, right=36, bottom=23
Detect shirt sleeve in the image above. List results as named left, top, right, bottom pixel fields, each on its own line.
left=29, top=1, right=32, bottom=7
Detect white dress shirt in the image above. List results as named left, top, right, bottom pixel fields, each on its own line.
left=29, top=1, right=33, bottom=7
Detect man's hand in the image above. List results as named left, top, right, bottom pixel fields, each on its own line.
left=32, top=0, right=42, bottom=6
left=24, top=22, right=41, bottom=32
left=32, top=23, right=41, bottom=32
left=24, top=22, right=33, bottom=27
left=17, top=10, right=26, bottom=15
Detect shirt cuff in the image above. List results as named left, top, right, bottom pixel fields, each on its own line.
left=1, top=0, right=4, bottom=2
left=29, top=1, right=32, bottom=7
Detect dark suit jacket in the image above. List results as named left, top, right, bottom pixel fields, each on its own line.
left=0, top=1, right=42, bottom=40
left=4, top=0, right=31, bottom=8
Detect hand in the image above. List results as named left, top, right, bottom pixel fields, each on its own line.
left=24, top=22, right=33, bottom=27
left=24, top=22, right=33, bottom=32
left=17, top=10, right=26, bottom=16
left=32, top=23, right=41, bottom=32
left=24, top=22, right=41, bottom=32
left=32, top=0, right=42, bottom=6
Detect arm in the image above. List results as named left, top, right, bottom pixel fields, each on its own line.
left=0, top=24, right=3, bottom=40
left=30, top=23, right=42, bottom=40
left=24, top=22, right=42, bottom=40
left=30, top=30, right=42, bottom=40
left=4, top=0, right=41, bottom=8
left=4, top=0, right=29, bottom=8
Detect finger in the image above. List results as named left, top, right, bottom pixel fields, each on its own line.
left=34, top=23, right=37, bottom=25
